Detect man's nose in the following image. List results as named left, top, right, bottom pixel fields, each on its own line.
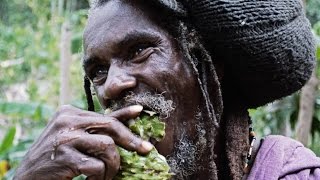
left=104, top=64, right=137, bottom=100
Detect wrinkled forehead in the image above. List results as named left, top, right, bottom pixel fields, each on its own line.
left=83, top=0, right=163, bottom=56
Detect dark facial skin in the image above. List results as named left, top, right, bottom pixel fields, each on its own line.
left=83, top=0, right=202, bottom=156
left=14, top=1, right=204, bottom=180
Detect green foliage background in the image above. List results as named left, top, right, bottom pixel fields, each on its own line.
left=0, top=1, right=89, bottom=179
left=0, top=0, right=320, bottom=179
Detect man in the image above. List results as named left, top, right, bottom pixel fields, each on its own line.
left=14, top=0, right=320, bottom=179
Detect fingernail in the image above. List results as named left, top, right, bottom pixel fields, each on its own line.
left=142, top=141, right=153, bottom=151
left=130, top=105, right=143, bottom=112
left=104, top=108, right=112, bottom=114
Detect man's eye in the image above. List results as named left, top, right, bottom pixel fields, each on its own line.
left=96, top=69, right=108, bottom=76
left=134, top=46, right=146, bottom=56
left=129, top=44, right=154, bottom=62
left=90, top=67, right=108, bottom=84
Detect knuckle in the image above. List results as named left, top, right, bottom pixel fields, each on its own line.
left=105, top=116, right=117, bottom=122
left=103, top=143, right=120, bottom=172
left=53, top=114, right=73, bottom=128
left=99, top=136, right=115, bottom=150
left=57, top=105, right=75, bottom=114
left=127, top=136, right=140, bottom=149
left=77, top=157, right=105, bottom=175
left=111, top=145, right=120, bottom=164
left=53, top=134, right=75, bottom=152
left=85, top=136, right=115, bottom=156
left=55, top=144, right=70, bottom=157
left=85, top=159, right=104, bottom=172
left=108, top=120, right=123, bottom=134
left=108, top=140, right=117, bottom=151
left=48, top=105, right=75, bottom=127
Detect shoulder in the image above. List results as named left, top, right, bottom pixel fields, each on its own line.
left=247, top=135, right=320, bottom=180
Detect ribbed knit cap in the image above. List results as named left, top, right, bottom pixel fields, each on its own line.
left=151, top=0, right=316, bottom=107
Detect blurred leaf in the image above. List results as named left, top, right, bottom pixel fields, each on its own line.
left=314, top=107, right=320, bottom=122
left=71, top=32, right=83, bottom=54
left=311, top=114, right=320, bottom=137
left=307, top=0, right=320, bottom=25
left=0, top=101, right=53, bottom=120
left=0, top=127, right=16, bottom=155
left=309, top=132, right=320, bottom=156
left=73, top=175, right=87, bottom=180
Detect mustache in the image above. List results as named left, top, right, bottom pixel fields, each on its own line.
left=108, top=92, right=175, bottom=117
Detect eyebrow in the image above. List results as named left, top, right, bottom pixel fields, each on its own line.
left=83, top=31, right=161, bottom=67
left=118, top=31, right=160, bottom=48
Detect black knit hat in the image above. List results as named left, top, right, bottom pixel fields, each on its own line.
left=150, top=0, right=316, bottom=107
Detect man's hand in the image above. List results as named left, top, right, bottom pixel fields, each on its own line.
left=14, top=105, right=153, bottom=180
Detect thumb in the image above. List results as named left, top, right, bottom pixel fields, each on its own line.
left=107, top=105, right=143, bottom=122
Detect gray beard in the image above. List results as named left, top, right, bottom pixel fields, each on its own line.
left=109, top=92, right=207, bottom=179
left=167, top=121, right=207, bottom=180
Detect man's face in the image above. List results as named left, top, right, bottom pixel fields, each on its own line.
left=83, top=0, right=202, bottom=156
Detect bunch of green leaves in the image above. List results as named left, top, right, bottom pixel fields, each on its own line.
left=114, top=112, right=172, bottom=180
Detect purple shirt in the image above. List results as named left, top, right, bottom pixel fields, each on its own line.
left=247, top=135, right=320, bottom=180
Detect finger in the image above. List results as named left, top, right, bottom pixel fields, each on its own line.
left=70, top=134, right=120, bottom=180
left=48, top=105, right=101, bottom=127
left=56, top=105, right=101, bottom=117
left=108, top=105, right=143, bottom=122
left=53, top=105, right=142, bottom=130
left=56, top=105, right=143, bottom=130
left=54, top=146, right=105, bottom=180
left=78, top=156, right=105, bottom=180
left=51, top=106, right=153, bottom=155
left=81, top=117, right=153, bottom=154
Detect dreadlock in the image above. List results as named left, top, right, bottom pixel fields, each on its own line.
left=177, top=22, right=220, bottom=179
left=84, top=75, right=94, bottom=111
left=177, top=22, right=250, bottom=180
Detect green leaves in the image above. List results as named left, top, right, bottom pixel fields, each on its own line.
left=0, top=127, right=16, bottom=156
left=0, top=1, right=89, bottom=179
left=114, top=112, right=172, bottom=180
left=0, top=101, right=53, bottom=121
left=128, top=113, right=165, bottom=141
left=115, top=148, right=171, bottom=180
left=0, top=101, right=54, bottom=179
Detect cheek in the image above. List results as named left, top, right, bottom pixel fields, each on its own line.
left=168, top=58, right=197, bottom=88
left=131, top=52, right=198, bottom=96
left=157, top=60, right=198, bottom=99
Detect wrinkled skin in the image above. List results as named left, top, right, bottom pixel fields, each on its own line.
left=14, top=105, right=153, bottom=180
left=14, top=0, right=202, bottom=179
